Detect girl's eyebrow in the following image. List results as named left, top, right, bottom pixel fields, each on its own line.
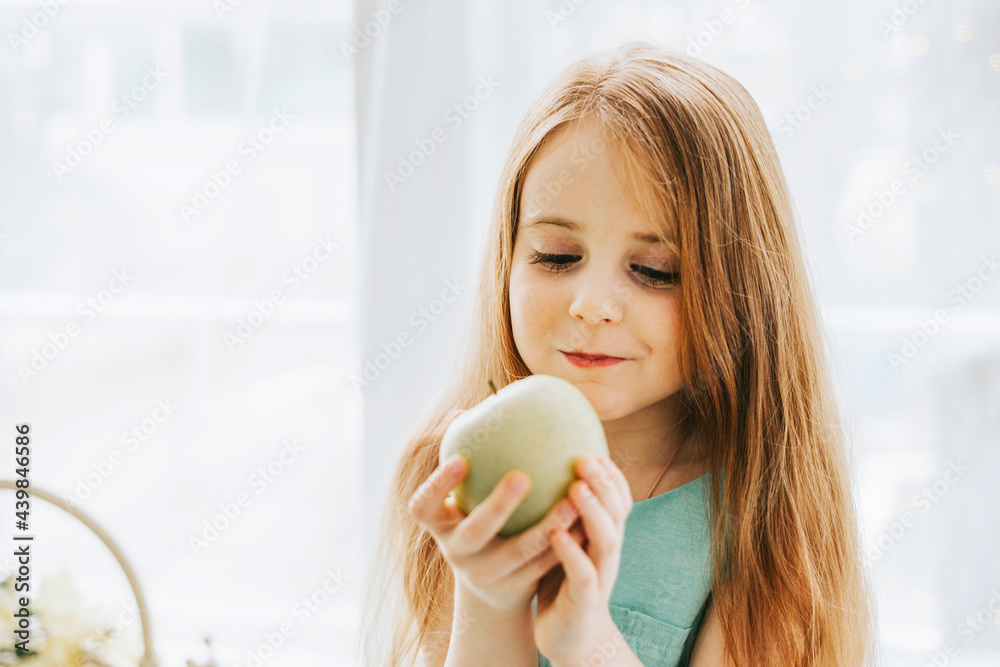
left=521, top=213, right=668, bottom=245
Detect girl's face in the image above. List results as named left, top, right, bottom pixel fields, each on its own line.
left=509, top=119, right=685, bottom=421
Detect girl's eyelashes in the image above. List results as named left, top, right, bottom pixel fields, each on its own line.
left=527, top=250, right=680, bottom=287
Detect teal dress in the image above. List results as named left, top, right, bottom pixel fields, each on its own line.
left=533, top=472, right=713, bottom=666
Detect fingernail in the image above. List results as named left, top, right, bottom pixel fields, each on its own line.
left=579, top=483, right=593, bottom=498
left=507, top=473, right=528, bottom=492
left=444, top=456, right=463, bottom=474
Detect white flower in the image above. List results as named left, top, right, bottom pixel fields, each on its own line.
left=0, top=569, right=142, bottom=667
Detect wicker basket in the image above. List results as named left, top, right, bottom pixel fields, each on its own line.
left=0, top=480, right=158, bottom=667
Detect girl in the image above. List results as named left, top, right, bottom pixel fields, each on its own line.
left=360, top=39, right=877, bottom=666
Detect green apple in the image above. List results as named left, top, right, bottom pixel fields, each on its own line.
left=439, top=374, right=609, bottom=537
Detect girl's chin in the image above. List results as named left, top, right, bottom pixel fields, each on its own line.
left=527, top=367, right=624, bottom=415
left=570, top=386, right=620, bottom=419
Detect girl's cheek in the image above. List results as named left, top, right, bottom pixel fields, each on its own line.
left=509, top=268, right=538, bottom=320
left=513, top=283, right=548, bottom=320
left=645, top=294, right=679, bottom=329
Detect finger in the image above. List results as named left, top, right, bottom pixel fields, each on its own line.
left=451, top=470, right=531, bottom=555
left=600, top=456, right=634, bottom=518
left=514, top=497, right=580, bottom=566
left=576, top=456, right=625, bottom=524
left=441, top=493, right=467, bottom=524
left=464, top=496, right=579, bottom=583
left=570, top=478, right=620, bottom=572
left=407, top=456, right=467, bottom=529
left=549, top=525, right=599, bottom=606
left=512, top=522, right=585, bottom=584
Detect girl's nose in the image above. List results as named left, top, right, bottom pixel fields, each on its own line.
left=568, top=266, right=626, bottom=325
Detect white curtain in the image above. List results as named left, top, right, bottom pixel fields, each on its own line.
left=354, top=0, right=556, bottom=546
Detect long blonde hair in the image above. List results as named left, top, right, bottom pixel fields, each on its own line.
left=358, top=39, right=877, bottom=666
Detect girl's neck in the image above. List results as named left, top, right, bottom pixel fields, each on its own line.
left=602, top=391, right=692, bottom=473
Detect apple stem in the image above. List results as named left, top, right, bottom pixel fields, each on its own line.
left=488, top=379, right=497, bottom=395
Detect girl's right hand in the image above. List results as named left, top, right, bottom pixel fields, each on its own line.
left=408, top=413, right=587, bottom=614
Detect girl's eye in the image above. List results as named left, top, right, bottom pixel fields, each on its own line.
left=528, top=251, right=579, bottom=269
left=633, top=264, right=681, bottom=287
left=527, top=251, right=679, bottom=287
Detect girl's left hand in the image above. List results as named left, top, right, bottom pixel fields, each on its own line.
left=534, top=454, right=634, bottom=665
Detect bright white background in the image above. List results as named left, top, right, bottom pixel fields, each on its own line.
left=0, top=1, right=998, bottom=666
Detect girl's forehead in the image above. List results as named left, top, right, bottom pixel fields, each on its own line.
left=531, top=120, right=612, bottom=166
left=518, top=208, right=675, bottom=246
left=517, top=118, right=682, bottom=249
left=519, top=163, right=676, bottom=245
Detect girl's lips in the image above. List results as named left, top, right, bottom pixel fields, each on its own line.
left=560, top=351, right=626, bottom=368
